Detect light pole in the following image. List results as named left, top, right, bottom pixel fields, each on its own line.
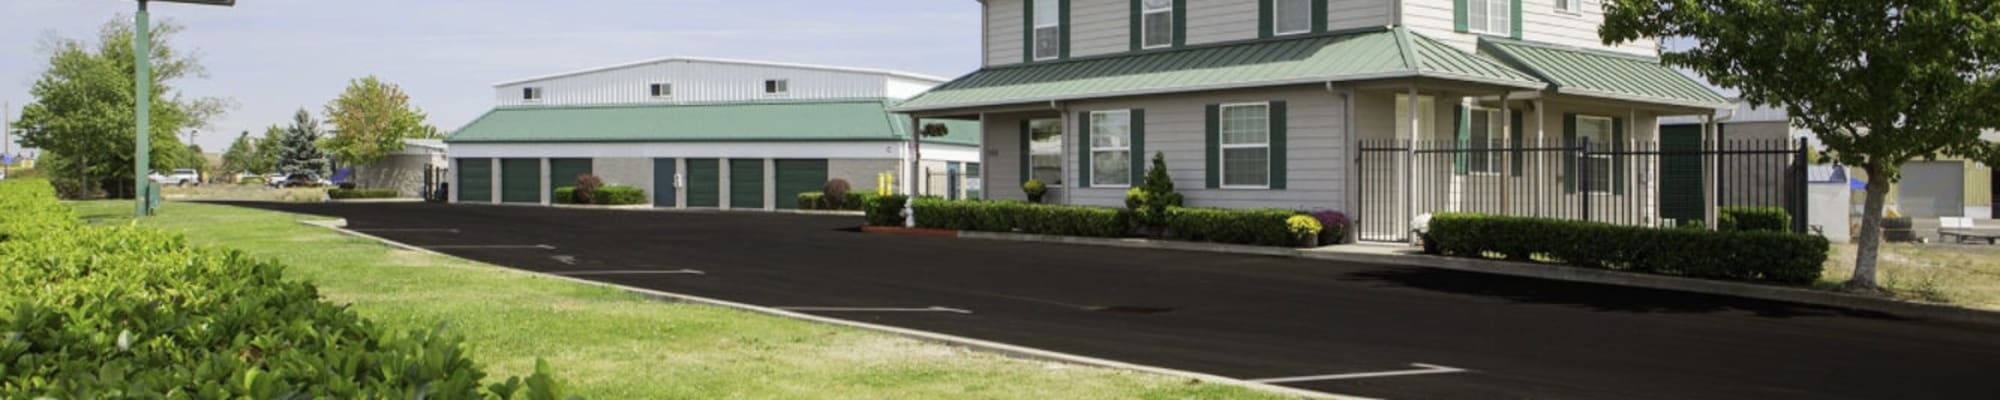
left=131, top=0, right=233, bottom=216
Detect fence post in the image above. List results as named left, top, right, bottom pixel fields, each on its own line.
left=1794, top=137, right=1810, bottom=233
left=1579, top=137, right=1592, bottom=222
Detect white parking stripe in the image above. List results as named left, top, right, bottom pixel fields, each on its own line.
left=420, top=244, right=556, bottom=250
left=775, top=306, right=973, bottom=314
left=552, top=269, right=706, bottom=276
left=1250, top=363, right=1469, bottom=383
left=352, top=228, right=460, bottom=233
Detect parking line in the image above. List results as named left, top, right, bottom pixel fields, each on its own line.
left=1249, top=363, right=1469, bottom=383
left=352, top=228, right=460, bottom=233
left=775, top=306, right=973, bottom=314
left=552, top=269, right=707, bottom=276
left=421, top=244, right=556, bottom=250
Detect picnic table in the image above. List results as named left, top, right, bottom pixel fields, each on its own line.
left=1939, top=217, right=2000, bottom=245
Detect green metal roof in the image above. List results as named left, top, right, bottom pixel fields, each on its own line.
left=893, top=27, right=1544, bottom=112
left=1480, top=38, right=1730, bottom=109
left=447, top=99, right=979, bottom=146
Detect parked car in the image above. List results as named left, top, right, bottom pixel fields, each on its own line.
left=148, top=169, right=201, bottom=187
left=263, top=173, right=287, bottom=187
left=276, top=173, right=331, bottom=188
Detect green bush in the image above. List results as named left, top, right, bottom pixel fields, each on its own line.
left=327, top=188, right=400, bottom=199
left=593, top=185, right=646, bottom=205
left=798, top=192, right=826, bottom=209
left=799, top=191, right=875, bottom=211
left=864, top=194, right=909, bottom=226
left=0, top=179, right=576, bottom=398
left=1424, top=213, right=1828, bottom=285
left=912, top=198, right=1131, bottom=238
left=553, top=186, right=578, bottom=204
left=1163, top=207, right=1301, bottom=246
left=1720, top=206, right=1792, bottom=232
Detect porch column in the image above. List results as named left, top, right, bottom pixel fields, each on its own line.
left=1499, top=93, right=1512, bottom=214
left=1533, top=99, right=1547, bottom=218
left=1703, top=114, right=1719, bottom=230
left=1406, top=85, right=1420, bottom=243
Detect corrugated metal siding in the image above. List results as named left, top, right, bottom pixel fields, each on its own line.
left=495, top=60, right=904, bottom=107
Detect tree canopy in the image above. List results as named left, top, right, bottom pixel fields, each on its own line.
left=322, top=76, right=429, bottom=166
left=1602, top=0, right=2000, bottom=289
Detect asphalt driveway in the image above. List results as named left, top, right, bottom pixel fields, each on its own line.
left=221, top=202, right=2000, bottom=400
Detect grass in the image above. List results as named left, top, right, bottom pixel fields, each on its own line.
left=73, top=200, right=1287, bottom=400
left=161, top=184, right=329, bottom=202
left=1820, top=242, right=2000, bottom=311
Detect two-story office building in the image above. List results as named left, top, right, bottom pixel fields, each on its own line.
left=893, top=0, right=1731, bottom=241
left=449, top=57, right=981, bottom=210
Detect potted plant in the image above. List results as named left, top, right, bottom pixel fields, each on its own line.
left=1287, top=215, right=1323, bottom=248
left=1023, top=179, right=1048, bottom=203
left=1309, top=210, right=1349, bottom=246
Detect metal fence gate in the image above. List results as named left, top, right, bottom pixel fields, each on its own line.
left=1356, top=138, right=1808, bottom=242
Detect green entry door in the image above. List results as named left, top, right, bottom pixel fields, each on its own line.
left=548, top=158, right=593, bottom=200
left=500, top=158, right=542, bottom=203
left=774, top=159, right=828, bottom=210
left=730, top=159, right=766, bottom=209
left=1659, top=125, right=1705, bottom=224
left=652, top=158, right=677, bottom=208
left=456, top=158, right=491, bottom=203
left=685, top=159, right=720, bottom=208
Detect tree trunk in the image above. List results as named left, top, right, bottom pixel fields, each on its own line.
left=1846, top=164, right=1893, bottom=290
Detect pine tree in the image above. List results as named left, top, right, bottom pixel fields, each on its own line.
left=277, top=109, right=330, bottom=177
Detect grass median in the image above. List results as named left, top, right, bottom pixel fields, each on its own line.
left=74, top=201, right=1286, bottom=400
left=1821, top=242, right=2000, bottom=311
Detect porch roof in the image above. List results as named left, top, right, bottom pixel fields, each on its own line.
left=1479, top=38, right=1732, bottom=110
left=891, top=27, right=1545, bottom=113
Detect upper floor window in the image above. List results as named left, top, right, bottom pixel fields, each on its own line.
left=1033, top=0, right=1062, bottom=60
left=1089, top=110, right=1133, bottom=187
left=1141, top=0, right=1174, bottom=49
left=522, top=87, right=543, bottom=101
left=1274, top=0, right=1312, bottom=36
left=764, top=79, right=789, bottom=95
left=1556, top=0, right=1583, bottom=14
left=1466, top=0, right=1512, bottom=36
left=650, top=83, right=672, bottom=98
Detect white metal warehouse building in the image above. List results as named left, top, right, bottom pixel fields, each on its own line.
left=446, top=57, right=981, bottom=209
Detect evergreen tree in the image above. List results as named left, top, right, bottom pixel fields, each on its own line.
left=277, top=109, right=329, bottom=177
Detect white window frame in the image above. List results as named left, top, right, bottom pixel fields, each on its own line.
left=764, top=79, right=789, bottom=95
left=1140, top=0, right=1174, bottom=49
left=650, top=83, right=673, bottom=98
left=1466, top=106, right=1505, bottom=175
left=1466, top=0, right=1512, bottom=36
left=1219, top=102, right=1273, bottom=189
left=1089, top=110, right=1133, bottom=187
left=1027, top=118, right=1066, bottom=187
left=1273, top=0, right=1313, bottom=36
left=1576, top=115, right=1615, bottom=194
left=1033, top=0, right=1062, bottom=60
left=1555, top=0, right=1583, bottom=14
left=522, top=87, right=543, bottom=102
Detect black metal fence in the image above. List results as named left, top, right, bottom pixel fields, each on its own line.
left=1356, top=138, right=1808, bottom=242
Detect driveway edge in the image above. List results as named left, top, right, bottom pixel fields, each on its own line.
left=957, top=231, right=2000, bottom=328
left=295, top=219, right=1361, bottom=400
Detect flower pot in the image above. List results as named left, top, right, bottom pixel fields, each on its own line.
left=1294, top=232, right=1319, bottom=248
left=1317, top=228, right=1344, bottom=246
left=1027, top=193, right=1045, bottom=203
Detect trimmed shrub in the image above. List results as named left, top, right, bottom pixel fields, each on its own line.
left=1163, top=207, right=1301, bottom=246
left=865, top=194, right=910, bottom=226
left=798, top=192, right=827, bottom=209
left=594, top=185, right=646, bottom=205
left=327, top=188, right=400, bottom=199
left=574, top=174, right=604, bottom=205
left=1022, top=179, right=1048, bottom=203
left=0, top=179, right=576, bottom=398
left=553, top=186, right=578, bottom=204
left=1720, top=206, right=1791, bottom=232
left=1424, top=213, right=1828, bottom=285
left=912, top=198, right=1130, bottom=238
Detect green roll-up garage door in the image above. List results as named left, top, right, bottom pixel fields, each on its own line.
left=774, top=159, right=828, bottom=210
left=548, top=158, right=593, bottom=200
left=652, top=158, right=677, bottom=208
left=1659, top=125, right=1705, bottom=225
left=730, top=159, right=766, bottom=209
left=456, top=158, right=491, bottom=203
left=685, top=159, right=720, bottom=208
left=500, top=158, right=542, bottom=203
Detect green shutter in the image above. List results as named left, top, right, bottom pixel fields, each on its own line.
left=1129, top=0, right=1142, bottom=51
left=1172, top=0, right=1186, bottom=47
left=456, top=158, right=491, bottom=203
left=1130, top=109, right=1147, bottom=185
left=1612, top=117, right=1626, bottom=195
left=1510, top=110, right=1525, bottom=177
left=1020, top=120, right=1032, bottom=184
left=1453, top=0, right=1469, bottom=33
left=1205, top=104, right=1221, bottom=189
left=1059, top=0, right=1071, bottom=59
left=1312, top=0, right=1329, bottom=33
left=1023, top=0, right=1034, bottom=63
left=1562, top=113, right=1577, bottom=194
left=1454, top=104, right=1469, bottom=175
left=1270, top=101, right=1288, bottom=190
left=1258, top=0, right=1275, bottom=38
left=1077, top=111, right=1092, bottom=188
left=1510, top=0, right=1523, bottom=39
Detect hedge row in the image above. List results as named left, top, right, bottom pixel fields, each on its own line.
left=910, top=198, right=1130, bottom=238
left=0, top=179, right=575, bottom=398
left=327, top=188, right=400, bottom=199
left=554, top=185, right=647, bottom=205
left=1424, top=213, right=1828, bottom=285
left=797, top=192, right=871, bottom=211
left=1720, top=206, right=1791, bottom=232
left=863, top=194, right=909, bottom=227
left=1164, top=207, right=1301, bottom=246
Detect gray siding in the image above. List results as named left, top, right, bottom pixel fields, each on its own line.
left=987, top=0, right=1027, bottom=66
left=1328, top=0, right=1394, bottom=31
left=1185, top=0, right=1260, bottom=45
left=830, top=159, right=902, bottom=194
left=981, top=113, right=1070, bottom=204
left=593, top=158, right=653, bottom=199
left=352, top=154, right=434, bottom=198
left=1071, top=0, right=1131, bottom=58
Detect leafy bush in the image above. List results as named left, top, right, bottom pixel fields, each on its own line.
left=0, top=179, right=577, bottom=398
left=1424, top=213, right=1828, bottom=285
left=1287, top=215, right=1323, bottom=236
left=1163, top=207, right=1301, bottom=246
left=594, top=185, right=645, bottom=205
left=553, top=186, right=578, bottom=204
left=1309, top=210, right=1350, bottom=245
left=574, top=174, right=604, bottom=205
left=798, top=192, right=826, bottom=209
left=912, top=198, right=1130, bottom=238
left=865, top=194, right=909, bottom=226
left=1719, top=206, right=1791, bottom=232
left=1022, top=179, right=1048, bottom=203
left=328, top=188, right=400, bottom=199
left=823, top=179, right=852, bottom=209
left=1125, top=153, right=1184, bottom=237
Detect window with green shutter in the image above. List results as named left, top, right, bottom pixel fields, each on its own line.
left=1219, top=103, right=1273, bottom=188
left=1087, top=110, right=1134, bottom=187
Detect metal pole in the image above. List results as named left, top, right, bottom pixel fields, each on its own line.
left=1406, top=85, right=1418, bottom=243
left=134, top=0, right=153, bottom=216
left=4, top=101, right=11, bottom=177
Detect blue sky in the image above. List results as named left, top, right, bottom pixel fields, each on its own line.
left=1, top=0, right=984, bottom=152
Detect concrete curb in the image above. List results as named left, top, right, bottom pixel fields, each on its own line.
left=449, top=202, right=866, bottom=217
left=957, top=231, right=2000, bottom=328
left=547, top=203, right=654, bottom=210
left=296, top=219, right=1356, bottom=400
left=325, top=198, right=426, bottom=204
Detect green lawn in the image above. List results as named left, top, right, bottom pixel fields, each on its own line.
left=1821, top=242, right=2000, bottom=311
left=74, top=200, right=1288, bottom=400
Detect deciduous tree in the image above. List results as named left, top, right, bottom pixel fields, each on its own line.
left=322, top=76, right=428, bottom=167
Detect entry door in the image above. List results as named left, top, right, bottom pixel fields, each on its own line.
left=500, top=158, right=541, bottom=203
left=947, top=162, right=962, bottom=200
left=729, top=159, right=766, bottom=209
left=774, top=159, right=828, bottom=210
left=652, top=158, right=678, bottom=208
left=1658, top=125, right=1705, bottom=224
left=685, top=159, right=720, bottom=208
